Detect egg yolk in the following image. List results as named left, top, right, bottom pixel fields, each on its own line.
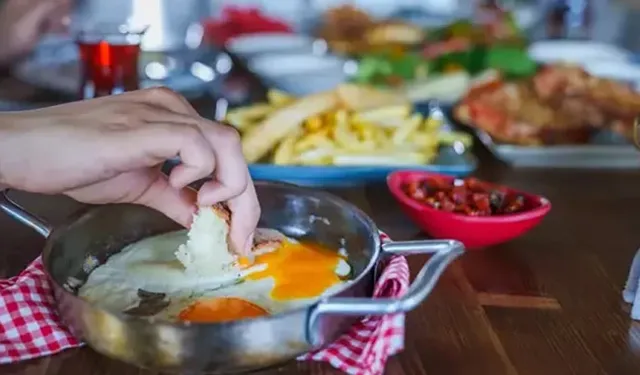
left=178, top=297, right=268, bottom=323
left=241, top=241, right=345, bottom=301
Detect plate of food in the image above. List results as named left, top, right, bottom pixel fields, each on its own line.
left=223, top=84, right=476, bottom=186
left=451, top=63, right=640, bottom=168
left=246, top=52, right=352, bottom=96
left=527, top=40, right=633, bottom=67
left=388, top=170, right=551, bottom=248
left=315, top=5, right=425, bottom=57
left=330, top=6, right=535, bottom=105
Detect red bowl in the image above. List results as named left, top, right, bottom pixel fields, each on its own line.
left=387, top=170, right=552, bottom=250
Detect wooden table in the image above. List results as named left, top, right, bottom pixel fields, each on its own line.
left=3, top=3, right=640, bottom=370
left=2, top=166, right=640, bottom=375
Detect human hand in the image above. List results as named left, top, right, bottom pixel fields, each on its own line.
left=0, top=0, right=72, bottom=66
left=0, top=88, right=260, bottom=255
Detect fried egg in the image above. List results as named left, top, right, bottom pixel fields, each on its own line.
left=79, top=206, right=351, bottom=323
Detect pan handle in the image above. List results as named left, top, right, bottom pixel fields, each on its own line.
left=0, top=189, right=52, bottom=237
left=308, top=239, right=463, bottom=339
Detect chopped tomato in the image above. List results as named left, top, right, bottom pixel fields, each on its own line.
left=422, top=38, right=471, bottom=59
left=402, top=177, right=531, bottom=216
left=468, top=102, right=507, bottom=131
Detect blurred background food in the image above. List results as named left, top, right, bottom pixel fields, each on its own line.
left=12, top=0, right=640, bottom=170
left=211, top=0, right=640, bottom=170
left=352, top=11, right=535, bottom=99
left=453, top=63, right=640, bottom=146
left=204, top=6, right=293, bottom=46
left=316, top=5, right=425, bottom=56
left=209, top=1, right=540, bottom=103
left=227, top=84, right=472, bottom=167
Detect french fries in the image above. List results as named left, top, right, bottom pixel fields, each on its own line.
left=242, top=90, right=338, bottom=163
left=225, top=90, right=295, bottom=132
left=266, top=89, right=295, bottom=107
left=336, top=83, right=409, bottom=111
left=237, top=84, right=471, bottom=166
left=225, top=104, right=272, bottom=131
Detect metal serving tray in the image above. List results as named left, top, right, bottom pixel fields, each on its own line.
left=459, top=121, right=640, bottom=168
left=442, top=96, right=640, bottom=168
left=493, top=144, right=640, bottom=168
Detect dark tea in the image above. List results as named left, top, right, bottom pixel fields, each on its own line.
left=76, top=24, right=145, bottom=99
left=78, top=41, right=140, bottom=98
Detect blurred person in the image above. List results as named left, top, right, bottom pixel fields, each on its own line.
left=0, top=0, right=72, bottom=67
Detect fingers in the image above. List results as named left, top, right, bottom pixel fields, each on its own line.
left=133, top=172, right=198, bottom=227
left=225, top=171, right=261, bottom=255
left=100, top=90, right=230, bottom=194
left=160, top=117, right=261, bottom=255
left=129, top=87, right=200, bottom=117
left=64, top=168, right=197, bottom=228
left=130, top=117, right=260, bottom=255
left=195, top=121, right=248, bottom=203
left=132, top=94, right=253, bottom=210
left=108, top=123, right=216, bottom=189
left=107, top=88, right=261, bottom=247
left=195, top=123, right=260, bottom=255
left=152, top=124, right=216, bottom=189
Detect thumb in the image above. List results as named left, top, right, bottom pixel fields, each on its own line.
left=135, top=176, right=198, bottom=228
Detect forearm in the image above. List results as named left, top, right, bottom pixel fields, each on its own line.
left=0, top=112, right=19, bottom=190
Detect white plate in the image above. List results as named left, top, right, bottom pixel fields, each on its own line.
left=528, top=40, right=633, bottom=66
left=583, top=60, right=640, bottom=90
left=249, top=53, right=346, bottom=76
left=248, top=53, right=349, bottom=96
left=226, top=33, right=317, bottom=60
left=511, top=4, right=541, bottom=31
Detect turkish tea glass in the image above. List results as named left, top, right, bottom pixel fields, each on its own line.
left=76, top=23, right=146, bottom=99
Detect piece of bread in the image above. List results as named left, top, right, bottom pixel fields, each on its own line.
left=174, top=204, right=234, bottom=275
left=175, top=205, right=290, bottom=274
left=174, top=206, right=353, bottom=283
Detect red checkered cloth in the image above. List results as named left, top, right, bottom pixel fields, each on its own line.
left=0, top=233, right=409, bottom=375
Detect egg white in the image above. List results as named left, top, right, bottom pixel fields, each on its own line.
left=78, top=230, right=350, bottom=321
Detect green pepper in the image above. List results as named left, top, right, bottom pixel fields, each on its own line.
left=447, top=20, right=475, bottom=39
left=426, top=25, right=447, bottom=42
left=486, top=45, right=536, bottom=78
left=354, top=51, right=431, bottom=87
left=465, top=45, right=487, bottom=74
left=430, top=45, right=487, bottom=75
left=354, top=55, right=393, bottom=84
left=389, top=53, right=426, bottom=80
